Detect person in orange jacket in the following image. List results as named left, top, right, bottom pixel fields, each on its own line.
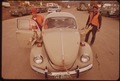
left=31, top=8, right=44, bottom=31
left=85, top=5, right=102, bottom=46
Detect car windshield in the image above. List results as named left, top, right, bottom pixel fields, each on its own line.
left=44, top=17, right=77, bottom=29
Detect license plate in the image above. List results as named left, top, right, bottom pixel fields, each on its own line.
left=52, top=72, right=70, bottom=79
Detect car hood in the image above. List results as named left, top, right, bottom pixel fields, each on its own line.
left=42, top=28, right=80, bottom=67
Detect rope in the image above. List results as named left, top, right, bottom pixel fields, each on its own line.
left=62, top=60, right=73, bottom=79
left=60, top=31, right=72, bottom=79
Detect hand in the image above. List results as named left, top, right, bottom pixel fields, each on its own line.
left=85, top=25, right=88, bottom=29
left=33, top=18, right=37, bottom=20
left=81, top=27, right=84, bottom=30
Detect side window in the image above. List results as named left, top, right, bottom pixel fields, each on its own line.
left=17, top=19, right=39, bottom=30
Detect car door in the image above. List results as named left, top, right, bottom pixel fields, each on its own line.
left=16, top=19, right=41, bottom=48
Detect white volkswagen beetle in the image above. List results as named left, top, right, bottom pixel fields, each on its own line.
left=16, top=12, right=93, bottom=79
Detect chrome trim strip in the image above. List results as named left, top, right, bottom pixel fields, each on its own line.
left=31, top=64, right=93, bottom=76
left=31, top=65, right=45, bottom=74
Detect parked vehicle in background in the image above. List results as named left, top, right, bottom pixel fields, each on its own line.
left=34, top=6, right=41, bottom=13
left=39, top=6, right=47, bottom=13
left=35, top=6, right=47, bottom=13
left=77, top=2, right=88, bottom=11
left=2, top=1, right=10, bottom=8
left=46, top=3, right=54, bottom=8
left=99, top=6, right=119, bottom=17
left=9, top=6, right=32, bottom=17
left=113, top=9, right=119, bottom=17
left=88, top=6, right=93, bottom=13
left=47, top=6, right=61, bottom=13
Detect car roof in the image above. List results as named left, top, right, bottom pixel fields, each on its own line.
left=45, top=12, right=76, bottom=20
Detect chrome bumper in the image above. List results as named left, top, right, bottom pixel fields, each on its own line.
left=31, top=64, right=93, bottom=76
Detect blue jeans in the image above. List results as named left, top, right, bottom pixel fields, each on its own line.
left=85, top=25, right=98, bottom=45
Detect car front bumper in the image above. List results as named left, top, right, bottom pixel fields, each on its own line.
left=31, top=63, right=93, bottom=76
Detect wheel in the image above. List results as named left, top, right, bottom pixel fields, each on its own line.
left=18, top=13, right=22, bottom=17
left=107, top=12, right=110, bottom=17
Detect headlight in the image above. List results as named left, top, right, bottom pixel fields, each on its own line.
left=33, top=55, right=43, bottom=64
left=81, top=53, right=90, bottom=63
